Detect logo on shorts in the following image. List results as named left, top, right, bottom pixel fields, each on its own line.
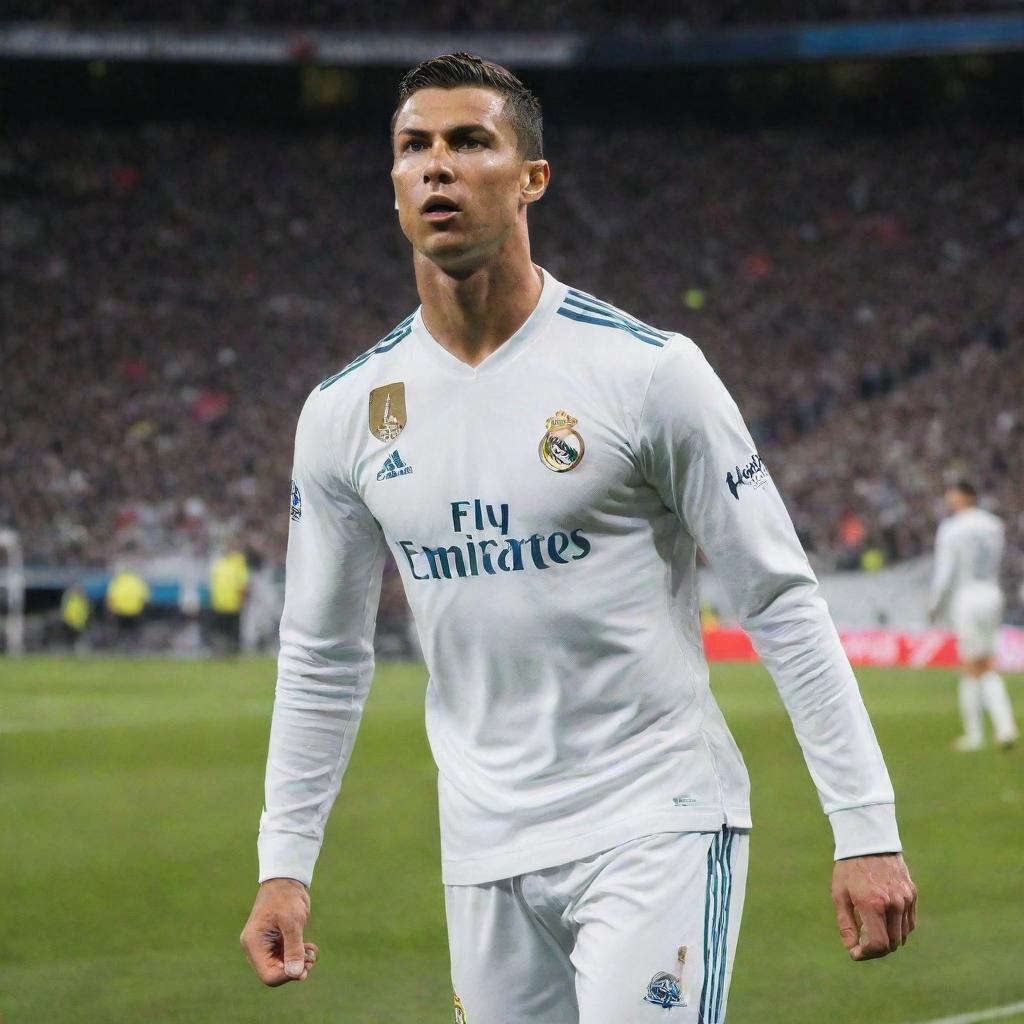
left=539, top=410, right=585, bottom=473
left=453, top=992, right=468, bottom=1023
left=643, top=947, right=688, bottom=1009
left=290, top=480, right=302, bottom=521
left=725, top=452, right=769, bottom=500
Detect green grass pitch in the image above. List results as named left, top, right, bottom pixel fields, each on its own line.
left=1, top=658, right=1022, bottom=1024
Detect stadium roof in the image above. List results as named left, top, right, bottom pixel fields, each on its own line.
left=2, top=14, right=1023, bottom=67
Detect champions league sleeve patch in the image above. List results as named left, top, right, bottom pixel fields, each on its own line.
left=725, top=453, right=770, bottom=500
left=290, top=480, right=302, bottom=521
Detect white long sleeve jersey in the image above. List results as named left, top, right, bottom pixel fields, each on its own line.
left=929, top=507, right=1005, bottom=618
left=259, top=269, right=900, bottom=887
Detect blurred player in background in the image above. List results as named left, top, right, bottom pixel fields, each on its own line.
left=929, top=481, right=1019, bottom=751
left=241, top=52, right=917, bottom=1022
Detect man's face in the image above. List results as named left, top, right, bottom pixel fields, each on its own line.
left=944, top=487, right=968, bottom=513
left=391, top=86, right=546, bottom=271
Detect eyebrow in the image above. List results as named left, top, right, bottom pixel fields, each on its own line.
left=397, top=123, right=495, bottom=139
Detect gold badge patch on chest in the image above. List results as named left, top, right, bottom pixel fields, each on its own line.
left=369, top=383, right=406, bottom=442
left=539, top=410, right=585, bottom=472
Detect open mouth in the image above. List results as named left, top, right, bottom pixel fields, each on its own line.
left=422, top=197, right=460, bottom=219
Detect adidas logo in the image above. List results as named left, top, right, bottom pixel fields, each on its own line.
left=376, top=449, right=413, bottom=481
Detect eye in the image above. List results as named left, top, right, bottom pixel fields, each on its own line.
left=404, top=140, right=426, bottom=152
left=459, top=138, right=484, bottom=150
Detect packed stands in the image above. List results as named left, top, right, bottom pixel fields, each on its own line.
left=2, top=121, right=1021, bottom=609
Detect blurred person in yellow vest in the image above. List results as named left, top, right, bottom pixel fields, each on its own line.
left=209, top=548, right=249, bottom=655
left=699, top=600, right=721, bottom=631
left=61, top=584, right=91, bottom=651
left=860, top=547, right=886, bottom=573
left=105, top=570, right=150, bottom=652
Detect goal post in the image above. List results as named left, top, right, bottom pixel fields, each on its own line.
left=0, top=529, right=25, bottom=657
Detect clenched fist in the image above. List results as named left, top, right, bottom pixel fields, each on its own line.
left=832, top=853, right=918, bottom=961
left=240, top=877, right=320, bottom=986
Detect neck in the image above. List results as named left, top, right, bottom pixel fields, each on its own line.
left=414, top=229, right=543, bottom=368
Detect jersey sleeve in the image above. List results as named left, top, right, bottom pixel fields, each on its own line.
left=257, top=388, right=387, bottom=886
left=928, top=522, right=955, bottom=621
left=637, top=336, right=901, bottom=860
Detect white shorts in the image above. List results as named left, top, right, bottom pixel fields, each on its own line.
left=446, top=828, right=749, bottom=1024
left=952, top=584, right=1004, bottom=661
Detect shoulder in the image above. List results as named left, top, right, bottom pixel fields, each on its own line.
left=980, top=508, right=1004, bottom=530
left=554, top=283, right=719, bottom=398
left=294, top=310, right=417, bottom=445
left=554, top=284, right=675, bottom=356
left=316, top=310, right=419, bottom=396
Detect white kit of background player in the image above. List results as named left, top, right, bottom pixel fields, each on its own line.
left=929, top=489, right=1019, bottom=750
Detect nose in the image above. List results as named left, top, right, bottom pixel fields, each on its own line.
left=423, top=143, right=455, bottom=186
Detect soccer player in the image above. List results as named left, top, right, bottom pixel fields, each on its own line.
left=240, top=53, right=917, bottom=1021
left=929, top=481, right=1018, bottom=751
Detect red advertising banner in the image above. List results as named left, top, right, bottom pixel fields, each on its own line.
left=703, top=627, right=1024, bottom=673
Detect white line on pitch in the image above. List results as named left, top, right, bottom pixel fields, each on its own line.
left=902, top=1000, right=1024, bottom=1024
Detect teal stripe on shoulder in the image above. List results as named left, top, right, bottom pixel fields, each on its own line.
left=566, top=288, right=670, bottom=341
left=557, top=307, right=664, bottom=348
left=319, top=313, right=416, bottom=391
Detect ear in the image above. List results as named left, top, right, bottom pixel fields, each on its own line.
left=521, top=160, right=550, bottom=206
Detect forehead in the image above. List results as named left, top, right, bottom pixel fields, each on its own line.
left=394, top=86, right=512, bottom=137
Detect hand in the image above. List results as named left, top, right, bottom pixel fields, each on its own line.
left=831, top=853, right=917, bottom=961
left=240, top=877, right=320, bottom=986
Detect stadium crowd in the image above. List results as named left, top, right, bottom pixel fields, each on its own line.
left=3, top=0, right=1018, bottom=29
left=2, top=120, right=1021, bottom=613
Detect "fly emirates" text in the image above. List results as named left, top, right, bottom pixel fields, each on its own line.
left=396, top=499, right=592, bottom=581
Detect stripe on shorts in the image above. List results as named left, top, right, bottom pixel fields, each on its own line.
left=698, top=828, right=735, bottom=1024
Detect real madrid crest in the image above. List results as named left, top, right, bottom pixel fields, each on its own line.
left=539, top=410, right=585, bottom=473
left=368, top=382, right=407, bottom=443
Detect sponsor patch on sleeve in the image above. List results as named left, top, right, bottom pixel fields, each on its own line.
left=725, top=453, right=769, bottom=500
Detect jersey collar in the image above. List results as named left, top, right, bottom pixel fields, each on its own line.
left=411, top=267, right=567, bottom=379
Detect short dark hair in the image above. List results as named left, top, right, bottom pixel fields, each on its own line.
left=392, top=52, right=543, bottom=160
left=951, top=479, right=978, bottom=500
